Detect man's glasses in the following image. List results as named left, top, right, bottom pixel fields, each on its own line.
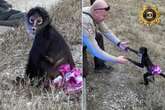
left=94, top=6, right=110, bottom=11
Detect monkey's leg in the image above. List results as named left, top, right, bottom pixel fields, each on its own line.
left=143, top=72, right=152, bottom=85
left=127, top=58, right=144, bottom=68
left=160, top=73, right=165, bottom=78
left=67, top=51, right=75, bottom=68
left=25, top=60, right=37, bottom=80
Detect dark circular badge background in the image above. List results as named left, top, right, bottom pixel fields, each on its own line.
left=143, top=8, right=156, bottom=21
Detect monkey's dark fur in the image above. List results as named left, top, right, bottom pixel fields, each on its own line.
left=25, top=7, right=75, bottom=86
left=127, top=47, right=165, bottom=85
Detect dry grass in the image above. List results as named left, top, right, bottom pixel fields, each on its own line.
left=84, top=0, right=165, bottom=110
left=50, top=0, right=81, bottom=45
left=0, top=0, right=81, bottom=110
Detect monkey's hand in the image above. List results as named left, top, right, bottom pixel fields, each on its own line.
left=45, top=56, right=65, bottom=67
left=45, top=56, right=54, bottom=65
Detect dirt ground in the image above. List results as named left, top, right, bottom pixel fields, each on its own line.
left=84, top=0, right=165, bottom=110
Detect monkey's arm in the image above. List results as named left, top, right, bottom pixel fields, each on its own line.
left=160, top=73, right=165, bottom=78
left=126, top=47, right=139, bottom=55
left=127, top=58, right=144, bottom=68
left=44, top=56, right=54, bottom=64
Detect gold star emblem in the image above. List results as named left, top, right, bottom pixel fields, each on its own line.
left=139, top=4, right=160, bottom=26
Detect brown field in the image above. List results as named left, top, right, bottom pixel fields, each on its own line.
left=0, top=0, right=81, bottom=110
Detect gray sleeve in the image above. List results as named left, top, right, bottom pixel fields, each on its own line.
left=98, top=22, right=120, bottom=45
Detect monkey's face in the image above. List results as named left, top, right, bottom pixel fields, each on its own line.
left=26, top=7, right=50, bottom=38
left=28, top=13, right=43, bottom=35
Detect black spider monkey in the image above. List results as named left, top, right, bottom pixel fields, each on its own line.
left=17, top=7, right=75, bottom=87
left=126, top=47, right=165, bottom=85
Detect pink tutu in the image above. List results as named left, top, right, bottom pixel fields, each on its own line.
left=149, top=65, right=162, bottom=75
left=52, top=64, right=83, bottom=94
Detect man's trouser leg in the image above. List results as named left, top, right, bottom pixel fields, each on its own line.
left=94, top=32, right=106, bottom=69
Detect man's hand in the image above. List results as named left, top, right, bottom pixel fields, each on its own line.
left=118, top=41, right=129, bottom=51
left=116, top=56, right=128, bottom=64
